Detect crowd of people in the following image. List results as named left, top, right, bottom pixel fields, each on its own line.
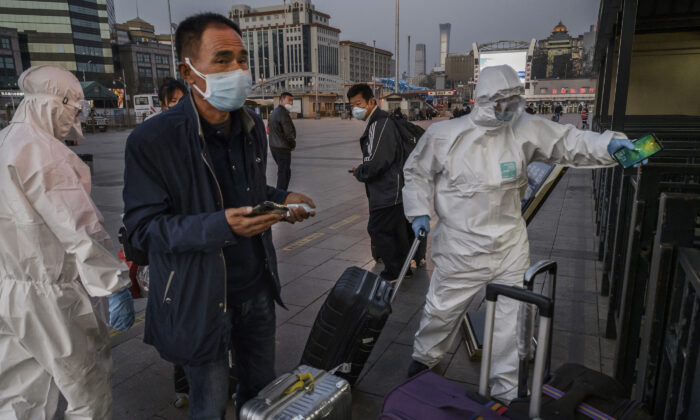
left=0, top=11, right=644, bottom=420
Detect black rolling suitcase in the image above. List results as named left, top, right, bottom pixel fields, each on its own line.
left=300, top=231, right=425, bottom=384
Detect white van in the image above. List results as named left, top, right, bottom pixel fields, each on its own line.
left=133, top=94, right=161, bottom=123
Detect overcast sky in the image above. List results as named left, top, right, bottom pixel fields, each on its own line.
left=115, top=0, right=599, bottom=75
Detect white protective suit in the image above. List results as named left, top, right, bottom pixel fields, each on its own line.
left=403, top=65, right=623, bottom=401
left=0, top=66, right=130, bottom=419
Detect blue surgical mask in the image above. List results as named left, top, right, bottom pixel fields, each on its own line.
left=352, top=106, right=367, bottom=120
left=186, top=58, right=252, bottom=112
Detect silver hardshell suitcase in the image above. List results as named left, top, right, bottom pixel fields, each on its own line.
left=239, top=364, right=351, bottom=420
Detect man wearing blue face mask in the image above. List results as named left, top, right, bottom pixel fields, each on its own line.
left=348, top=83, right=414, bottom=281
left=123, top=13, right=316, bottom=418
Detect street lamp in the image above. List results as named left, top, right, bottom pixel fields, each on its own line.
left=166, top=0, right=177, bottom=76
left=82, top=60, right=93, bottom=82
left=314, top=47, right=319, bottom=120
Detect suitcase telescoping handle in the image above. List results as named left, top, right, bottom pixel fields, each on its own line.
left=479, top=284, right=554, bottom=419
left=390, top=229, right=426, bottom=304
left=518, top=261, right=558, bottom=398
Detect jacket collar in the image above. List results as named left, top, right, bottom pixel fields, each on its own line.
left=185, top=93, right=256, bottom=142
left=362, top=107, right=386, bottom=137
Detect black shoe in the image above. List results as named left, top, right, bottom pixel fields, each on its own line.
left=407, top=360, right=430, bottom=378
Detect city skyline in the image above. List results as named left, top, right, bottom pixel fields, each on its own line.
left=114, top=0, right=600, bottom=77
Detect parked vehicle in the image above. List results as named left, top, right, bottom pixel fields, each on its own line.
left=133, top=94, right=161, bottom=123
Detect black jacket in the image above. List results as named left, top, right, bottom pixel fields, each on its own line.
left=268, top=105, right=296, bottom=151
left=123, top=94, right=288, bottom=365
left=354, top=108, right=404, bottom=211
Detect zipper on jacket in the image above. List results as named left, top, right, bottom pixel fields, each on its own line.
left=394, top=173, right=401, bottom=205
left=163, top=271, right=175, bottom=304
left=201, top=152, right=228, bottom=314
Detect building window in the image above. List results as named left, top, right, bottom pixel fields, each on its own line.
left=137, top=53, right=151, bottom=63
left=155, top=55, right=169, bottom=65
left=0, top=38, right=10, bottom=50
left=138, top=66, right=154, bottom=92
left=156, top=67, right=170, bottom=82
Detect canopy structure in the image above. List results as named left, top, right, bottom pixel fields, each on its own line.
left=80, top=81, right=119, bottom=108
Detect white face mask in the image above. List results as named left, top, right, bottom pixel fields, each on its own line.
left=185, top=58, right=252, bottom=112
left=352, top=106, right=367, bottom=120
left=284, top=103, right=293, bottom=112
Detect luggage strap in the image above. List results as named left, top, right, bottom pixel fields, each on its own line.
left=284, top=372, right=314, bottom=395
left=542, top=384, right=616, bottom=420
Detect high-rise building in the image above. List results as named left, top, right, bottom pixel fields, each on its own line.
left=113, top=18, right=176, bottom=96
left=106, top=0, right=116, bottom=35
left=439, top=23, right=451, bottom=69
left=229, top=1, right=340, bottom=92
left=0, top=27, right=23, bottom=91
left=415, top=43, right=426, bottom=75
left=0, top=0, right=115, bottom=86
left=339, top=41, right=392, bottom=82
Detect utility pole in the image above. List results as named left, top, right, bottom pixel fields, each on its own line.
left=394, top=0, right=399, bottom=93
left=314, top=46, right=319, bottom=119
left=407, top=35, right=411, bottom=80
left=283, top=0, right=289, bottom=90
left=372, top=40, right=376, bottom=98
left=121, top=68, right=131, bottom=127
left=167, top=0, right=177, bottom=77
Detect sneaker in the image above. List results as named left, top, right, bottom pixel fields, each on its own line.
left=407, top=360, right=430, bottom=378
left=173, top=393, right=189, bottom=408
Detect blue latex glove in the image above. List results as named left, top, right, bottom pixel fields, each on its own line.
left=412, top=215, right=430, bottom=238
left=108, top=288, right=135, bottom=331
left=607, top=138, right=649, bottom=167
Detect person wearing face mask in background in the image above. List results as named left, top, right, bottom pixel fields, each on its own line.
left=123, top=13, right=315, bottom=418
left=403, top=65, right=642, bottom=402
left=0, top=65, right=134, bottom=419
left=268, top=92, right=297, bottom=190
left=347, top=83, right=413, bottom=282
left=145, top=78, right=187, bottom=121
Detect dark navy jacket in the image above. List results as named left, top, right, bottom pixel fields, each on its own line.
left=123, top=94, right=288, bottom=365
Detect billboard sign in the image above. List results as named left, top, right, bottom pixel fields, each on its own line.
left=479, top=50, right=528, bottom=84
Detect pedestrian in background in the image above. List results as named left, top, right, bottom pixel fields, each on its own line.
left=0, top=65, right=134, bottom=419
left=269, top=92, right=297, bottom=190
left=581, top=105, right=589, bottom=130
left=348, top=83, right=412, bottom=282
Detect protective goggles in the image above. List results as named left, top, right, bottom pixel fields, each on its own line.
left=63, top=97, right=91, bottom=122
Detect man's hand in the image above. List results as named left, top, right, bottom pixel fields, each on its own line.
left=284, top=193, right=316, bottom=223
left=225, top=207, right=283, bottom=237
left=349, top=167, right=357, bottom=175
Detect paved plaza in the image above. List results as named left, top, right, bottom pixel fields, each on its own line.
left=66, top=113, right=610, bottom=419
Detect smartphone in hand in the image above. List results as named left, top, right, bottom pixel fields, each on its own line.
left=245, top=201, right=288, bottom=217
left=613, top=133, right=663, bottom=168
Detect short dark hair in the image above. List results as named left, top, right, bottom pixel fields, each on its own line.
left=347, top=84, right=373, bottom=102
left=280, top=92, right=293, bottom=100
left=158, top=78, right=187, bottom=104
left=175, top=13, right=242, bottom=61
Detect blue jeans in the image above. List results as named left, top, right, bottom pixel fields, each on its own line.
left=183, top=289, right=276, bottom=419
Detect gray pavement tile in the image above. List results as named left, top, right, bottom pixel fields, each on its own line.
left=550, top=248, right=598, bottom=261
left=388, top=299, right=423, bottom=324
left=276, top=245, right=339, bottom=265
left=275, top=323, right=312, bottom=374
left=280, top=276, right=336, bottom=307
left=553, top=236, right=597, bottom=252
left=351, top=390, right=385, bottom=419
left=553, top=299, right=600, bottom=336
left=287, top=292, right=328, bottom=327
left=110, top=337, right=165, bottom=387
left=366, top=320, right=407, bottom=365
left=444, top=343, right=481, bottom=385
left=276, top=262, right=315, bottom=286
left=600, top=337, right=616, bottom=359
left=313, top=233, right=365, bottom=251
left=394, top=310, right=421, bottom=347
left=276, top=303, right=304, bottom=327
left=550, top=329, right=602, bottom=371
left=546, top=256, right=597, bottom=279
left=601, top=357, right=614, bottom=377
left=113, top=360, right=175, bottom=420
left=335, top=241, right=374, bottom=265
left=305, top=258, right=357, bottom=281
left=355, top=343, right=414, bottom=397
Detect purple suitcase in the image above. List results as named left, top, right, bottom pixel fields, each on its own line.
left=381, top=281, right=556, bottom=419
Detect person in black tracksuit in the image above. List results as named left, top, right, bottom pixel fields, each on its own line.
left=268, top=92, right=297, bottom=190
left=348, top=84, right=412, bottom=281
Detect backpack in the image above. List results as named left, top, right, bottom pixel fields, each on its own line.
left=389, top=115, right=425, bottom=164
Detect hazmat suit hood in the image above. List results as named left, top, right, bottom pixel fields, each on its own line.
left=12, top=65, right=87, bottom=141
left=471, top=65, right=525, bottom=130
